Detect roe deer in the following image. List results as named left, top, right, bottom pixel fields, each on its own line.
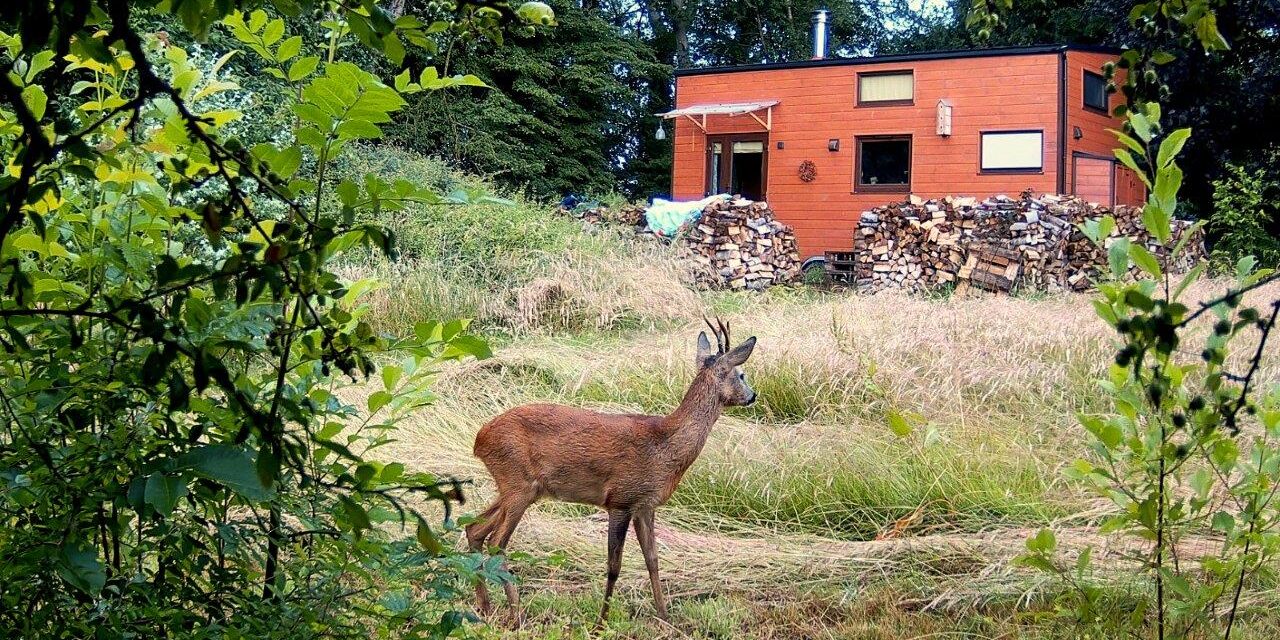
left=465, top=318, right=757, bottom=622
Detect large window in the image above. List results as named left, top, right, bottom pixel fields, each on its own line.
left=1084, top=71, right=1108, bottom=112
left=858, top=71, right=914, bottom=105
left=855, top=136, right=911, bottom=191
left=980, top=130, right=1044, bottom=172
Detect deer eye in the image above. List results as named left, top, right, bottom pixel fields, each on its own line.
left=738, top=372, right=745, bottom=381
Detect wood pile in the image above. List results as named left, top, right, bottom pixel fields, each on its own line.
left=842, top=192, right=1205, bottom=294
left=558, top=203, right=647, bottom=228
left=677, top=198, right=802, bottom=290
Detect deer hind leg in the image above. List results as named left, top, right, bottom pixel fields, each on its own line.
left=488, top=491, right=534, bottom=614
left=465, top=499, right=507, bottom=615
left=632, top=508, right=668, bottom=621
left=598, top=509, right=632, bottom=625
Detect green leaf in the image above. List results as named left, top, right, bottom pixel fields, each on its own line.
left=1174, top=264, right=1205, bottom=300
left=1014, top=553, right=1058, bottom=574
left=180, top=445, right=274, bottom=501
left=1129, top=112, right=1154, bottom=142
left=417, top=519, right=443, bottom=555
left=57, top=542, right=106, bottom=596
left=340, top=495, right=372, bottom=534
left=368, top=390, right=393, bottom=413
left=1236, top=255, right=1258, bottom=281
left=381, top=462, right=405, bottom=483
left=248, top=9, right=268, bottom=32
left=444, top=335, right=492, bottom=360
left=381, top=365, right=403, bottom=390
left=1108, top=237, right=1131, bottom=279
left=144, top=472, right=188, bottom=517
left=336, top=119, right=383, bottom=140
left=1195, top=14, right=1231, bottom=51
left=21, top=85, right=47, bottom=120
left=394, top=68, right=412, bottom=92
left=1156, top=128, right=1191, bottom=169
left=1212, top=511, right=1236, bottom=535
left=24, top=50, right=55, bottom=82
left=257, top=443, right=280, bottom=490
left=262, top=18, right=285, bottom=46
left=1129, top=244, right=1162, bottom=279
left=887, top=410, right=912, bottom=437
left=287, top=56, right=319, bottom=82
left=1141, top=203, right=1171, bottom=246
left=1108, top=129, right=1146, bottom=157
left=275, top=35, right=302, bottom=62
left=1026, top=528, right=1057, bottom=553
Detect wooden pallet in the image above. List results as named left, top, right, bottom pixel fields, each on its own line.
left=955, top=245, right=1021, bottom=295
left=824, top=251, right=858, bottom=283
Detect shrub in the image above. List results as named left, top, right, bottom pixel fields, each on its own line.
left=1207, top=149, right=1280, bottom=271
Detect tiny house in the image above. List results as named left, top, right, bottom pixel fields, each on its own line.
left=661, top=18, right=1143, bottom=261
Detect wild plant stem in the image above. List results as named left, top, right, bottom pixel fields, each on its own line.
left=1157, top=436, right=1166, bottom=640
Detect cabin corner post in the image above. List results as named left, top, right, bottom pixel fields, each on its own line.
left=1057, top=49, right=1068, bottom=195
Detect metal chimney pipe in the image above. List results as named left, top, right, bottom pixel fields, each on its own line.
left=811, top=9, right=829, bottom=60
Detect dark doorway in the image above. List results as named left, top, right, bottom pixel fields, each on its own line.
left=706, top=134, right=768, bottom=201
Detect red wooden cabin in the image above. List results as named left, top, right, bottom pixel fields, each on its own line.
left=663, top=41, right=1144, bottom=262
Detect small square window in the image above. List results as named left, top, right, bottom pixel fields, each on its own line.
left=981, top=131, right=1043, bottom=172
left=858, top=71, right=914, bottom=105
left=1084, top=71, right=1108, bottom=112
left=856, top=136, right=911, bottom=191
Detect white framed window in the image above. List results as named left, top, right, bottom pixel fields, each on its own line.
left=980, top=130, right=1044, bottom=172
left=858, top=71, right=914, bottom=105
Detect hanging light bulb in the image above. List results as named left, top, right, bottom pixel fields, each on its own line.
left=654, top=121, right=667, bottom=141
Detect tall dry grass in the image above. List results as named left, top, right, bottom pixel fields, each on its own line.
left=351, top=277, right=1280, bottom=637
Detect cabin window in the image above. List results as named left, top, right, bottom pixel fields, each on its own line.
left=858, top=71, right=914, bottom=105
left=1084, top=71, right=1108, bottom=112
left=980, top=130, right=1044, bottom=172
left=855, top=135, right=911, bottom=191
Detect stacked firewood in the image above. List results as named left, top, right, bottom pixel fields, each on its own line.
left=845, top=193, right=1205, bottom=294
left=678, top=198, right=802, bottom=290
left=559, top=203, right=647, bottom=228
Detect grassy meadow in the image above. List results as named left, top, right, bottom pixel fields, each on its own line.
left=343, top=147, right=1280, bottom=639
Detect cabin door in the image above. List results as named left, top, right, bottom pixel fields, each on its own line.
left=706, top=134, right=768, bottom=201
left=1072, top=153, right=1115, bottom=206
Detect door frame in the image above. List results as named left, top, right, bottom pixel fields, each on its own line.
left=705, top=133, right=769, bottom=200
left=1071, top=151, right=1116, bottom=207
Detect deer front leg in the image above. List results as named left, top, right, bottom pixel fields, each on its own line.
left=632, top=508, right=668, bottom=620
left=598, top=509, right=632, bottom=624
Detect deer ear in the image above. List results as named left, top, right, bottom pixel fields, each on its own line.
left=696, top=331, right=716, bottom=367
left=723, top=337, right=757, bottom=367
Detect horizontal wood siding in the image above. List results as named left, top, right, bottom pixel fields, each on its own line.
left=1064, top=50, right=1144, bottom=206
left=673, top=54, right=1062, bottom=257
left=1074, top=156, right=1114, bottom=205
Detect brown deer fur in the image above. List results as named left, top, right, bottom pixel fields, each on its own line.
left=465, top=319, right=757, bottom=622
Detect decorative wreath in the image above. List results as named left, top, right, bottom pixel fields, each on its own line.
left=798, top=160, right=817, bottom=182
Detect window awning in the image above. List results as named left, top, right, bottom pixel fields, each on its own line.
left=657, top=100, right=778, bottom=133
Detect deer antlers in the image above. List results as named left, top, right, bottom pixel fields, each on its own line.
left=703, top=315, right=731, bottom=354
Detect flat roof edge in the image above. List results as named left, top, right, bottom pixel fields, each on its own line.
left=673, top=44, right=1123, bottom=78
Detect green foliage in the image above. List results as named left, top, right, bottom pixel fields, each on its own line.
left=1208, top=150, right=1280, bottom=272
left=0, top=1, right=552, bottom=636
left=1012, top=50, right=1280, bottom=640
left=388, top=0, right=666, bottom=198
left=978, top=3, right=1280, bottom=637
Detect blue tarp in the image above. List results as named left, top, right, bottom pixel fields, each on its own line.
left=644, top=194, right=730, bottom=236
